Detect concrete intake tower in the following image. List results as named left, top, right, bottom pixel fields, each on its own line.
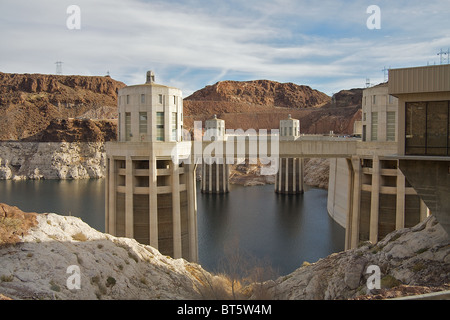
left=105, top=71, right=198, bottom=262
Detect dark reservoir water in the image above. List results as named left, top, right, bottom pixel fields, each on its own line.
left=0, top=179, right=344, bottom=276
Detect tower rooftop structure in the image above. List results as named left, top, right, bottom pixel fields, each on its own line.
left=117, top=70, right=183, bottom=143
left=280, top=114, right=300, bottom=140
left=204, top=114, right=226, bottom=142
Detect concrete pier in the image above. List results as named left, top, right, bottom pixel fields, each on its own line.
left=276, top=115, right=304, bottom=194
left=201, top=161, right=229, bottom=194
left=201, top=115, right=230, bottom=194
left=275, top=157, right=304, bottom=194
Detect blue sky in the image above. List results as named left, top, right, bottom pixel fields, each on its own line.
left=0, top=0, right=449, bottom=96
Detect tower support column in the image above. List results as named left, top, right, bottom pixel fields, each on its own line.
left=201, top=161, right=229, bottom=194
left=275, top=157, right=304, bottom=194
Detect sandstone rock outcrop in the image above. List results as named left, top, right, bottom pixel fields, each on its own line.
left=0, top=142, right=106, bottom=180
left=0, top=203, right=211, bottom=300
left=303, top=158, right=329, bottom=189
left=265, top=215, right=450, bottom=300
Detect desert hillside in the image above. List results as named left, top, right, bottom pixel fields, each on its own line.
left=0, top=72, right=125, bottom=141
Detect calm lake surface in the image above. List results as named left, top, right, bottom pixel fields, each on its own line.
left=0, top=179, right=344, bottom=276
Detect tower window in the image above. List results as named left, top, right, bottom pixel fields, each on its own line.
left=139, top=112, right=147, bottom=134
left=157, top=112, right=164, bottom=141
left=159, top=94, right=163, bottom=104
left=171, top=112, right=177, bottom=141
left=386, top=111, right=396, bottom=141
left=125, top=112, right=131, bottom=141
left=371, top=112, right=378, bottom=141
left=141, top=94, right=145, bottom=104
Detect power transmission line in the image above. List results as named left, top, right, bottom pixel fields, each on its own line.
left=55, top=61, right=63, bottom=75
left=437, top=48, right=449, bottom=65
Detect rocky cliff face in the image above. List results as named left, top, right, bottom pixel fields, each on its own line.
left=0, top=142, right=105, bottom=180
left=21, top=118, right=117, bottom=143
left=0, top=203, right=448, bottom=300
left=0, top=72, right=124, bottom=141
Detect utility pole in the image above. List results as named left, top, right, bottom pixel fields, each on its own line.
left=437, top=49, right=449, bottom=65
left=382, top=66, right=390, bottom=82
left=55, top=61, right=63, bottom=75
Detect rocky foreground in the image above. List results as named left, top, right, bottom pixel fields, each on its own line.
left=268, top=216, right=450, bottom=299
left=0, top=203, right=448, bottom=300
left=0, top=203, right=215, bottom=300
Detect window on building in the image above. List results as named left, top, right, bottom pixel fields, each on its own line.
left=405, top=101, right=450, bottom=156
left=388, top=95, right=396, bottom=104
left=125, top=112, right=131, bottom=141
left=372, top=95, right=376, bottom=105
left=371, top=112, right=378, bottom=141
left=386, top=112, right=396, bottom=141
left=173, top=96, right=177, bottom=105
left=156, top=112, right=164, bottom=141
left=171, top=112, right=177, bottom=141
left=141, top=94, right=145, bottom=104
left=126, top=95, right=130, bottom=104
left=427, top=101, right=448, bottom=155
left=159, top=94, right=163, bottom=104
left=405, top=102, right=426, bottom=155
left=139, top=112, right=147, bottom=134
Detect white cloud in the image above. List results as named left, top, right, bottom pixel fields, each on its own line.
left=0, top=0, right=449, bottom=96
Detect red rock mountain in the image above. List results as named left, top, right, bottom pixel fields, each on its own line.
left=184, top=80, right=362, bottom=134
left=185, top=80, right=330, bottom=108
left=0, top=72, right=125, bottom=141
